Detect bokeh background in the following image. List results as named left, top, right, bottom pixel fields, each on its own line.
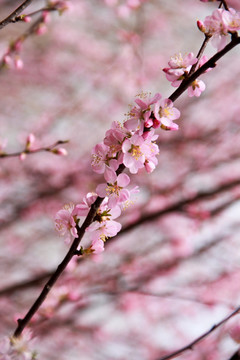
left=1, top=0, right=240, bottom=359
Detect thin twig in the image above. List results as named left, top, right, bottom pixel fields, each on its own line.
left=0, top=0, right=34, bottom=30
left=0, top=140, right=68, bottom=159
left=157, top=306, right=240, bottom=360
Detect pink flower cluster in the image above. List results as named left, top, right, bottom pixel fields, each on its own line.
left=198, top=7, right=240, bottom=50
left=0, top=331, right=36, bottom=360
left=163, top=52, right=209, bottom=97
left=55, top=93, right=181, bottom=253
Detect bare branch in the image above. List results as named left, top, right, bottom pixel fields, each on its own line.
left=0, top=0, right=34, bottom=30
left=156, top=306, right=240, bottom=360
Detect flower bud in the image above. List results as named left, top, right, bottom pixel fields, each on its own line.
left=26, top=133, right=35, bottom=149
left=197, top=20, right=206, bottom=33
left=51, top=148, right=68, bottom=156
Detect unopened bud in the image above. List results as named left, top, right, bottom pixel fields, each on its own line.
left=20, top=152, right=26, bottom=161
left=14, top=56, right=23, bottom=70
left=197, top=20, right=206, bottom=33
left=23, top=15, right=32, bottom=23
left=51, top=148, right=68, bottom=156
left=26, top=133, right=35, bottom=149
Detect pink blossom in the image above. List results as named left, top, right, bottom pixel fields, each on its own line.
left=163, top=53, right=197, bottom=87
left=229, top=323, right=240, bottom=343
left=52, top=147, right=68, bottom=156
left=26, top=133, right=35, bottom=150
left=154, top=98, right=180, bottom=130
left=104, top=121, right=128, bottom=157
left=134, top=92, right=161, bottom=111
left=122, top=133, right=151, bottom=173
left=96, top=173, right=130, bottom=208
left=75, top=192, right=98, bottom=217
left=124, top=93, right=161, bottom=133
left=91, top=142, right=118, bottom=175
left=188, top=79, right=206, bottom=97
left=55, top=203, right=78, bottom=241
left=87, top=218, right=122, bottom=241
left=222, top=8, right=240, bottom=32
left=0, top=331, right=36, bottom=360
left=91, top=238, right=105, bottom=254
left=201, top=9, right=230, bottom=50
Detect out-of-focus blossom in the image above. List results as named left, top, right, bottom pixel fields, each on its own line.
left=55, top=203, right=78, bottom=242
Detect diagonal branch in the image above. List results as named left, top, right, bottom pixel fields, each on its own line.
left=0, top=0, right=34, bottom=30
left=156, top=306, right=240, bottom=360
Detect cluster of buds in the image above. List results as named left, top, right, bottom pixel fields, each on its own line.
left=198, top=7, right=240, bottom=50
left=55, top=93, right=180, bottom=253
left=2, top=39, right=24, bottom=70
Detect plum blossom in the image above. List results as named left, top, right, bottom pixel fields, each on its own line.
left=154, top=98, right=180, bottom=130
left=188, top=79, right=206, bottom=97
left=142, top=131, right=160, bottom=173
left=187, top=55, right=209, bottom=97
left=86, top=202, right=122, bottom=252
left=124, top=93, right=161, bottom=133
left=163, top=52, right=197, bottom=87
left=122, top=133, right=151, bottom=173
left=199, top=8, right=240, bottom=50
left=91, top=142, right=118, bottom=178
left=0, top=331, right=36, bottom=360
left=87, top=217, right=122, bottom=243
left=55, top=203, right=78, bottom=242
left=104, top=121, right=128, bottom=157
left=222, top=8, right=240, bottom=32
left=75, top=192, right=98, bottom=217
left=96, top=173, right=130, bottom=208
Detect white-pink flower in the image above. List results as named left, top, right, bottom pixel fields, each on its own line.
left=201, top=8, right=233, bottom=50
left=91, top=238, right=105, bottom=254
left=0, top=330, right=36, bottom=360
left=188, top=79, right=206, bottom=97
left=154, top=98, right=180, bottom=130
left=222, top=8, right=240, bottom=32
left=55, top=203, right=78, bottom=241
left=163, top=53, right=197, bottom=87
left=96, top=173, right=130, bottom=209
left=122, top=133, right=151, bottom=173
left=104, top=121, right=128, bottom=157
left=91, top=142, right=118, bottom=176
left=87, top=218, right=122, bottom=242
left=75, top=192, right=98, bottom=217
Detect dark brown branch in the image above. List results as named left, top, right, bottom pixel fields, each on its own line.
left=13, top=164, right=126, bottom=337
left=0, top=0, right=34, bottom=30
left=12, top=26, right=240, bottom=339
left=169, top=35, right=240, bottom=103
left=156, top=306, right=240, bottom=360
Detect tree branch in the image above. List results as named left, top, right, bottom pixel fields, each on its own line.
left=0, top=0, right=34, bottom=30
left=156, top=306, right=240, bottom=360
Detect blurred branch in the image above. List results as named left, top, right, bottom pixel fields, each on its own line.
left=0, top=140, right=69, bottom=159
left=156, top=306, right=240, bottom=360
left=0, top=0, right=34, bottom=30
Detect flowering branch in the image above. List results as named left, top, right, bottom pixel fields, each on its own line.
left=12, top=32, right=240, bottom=336
left=0, top=138, right=68, bottom=160
left=169, top=34, right=240, bottom=102
left=0, top=0, right=34, bottom=30
left=5, top=5, right=240, bottom=359
left=156, top=306, right=240, bottom=360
